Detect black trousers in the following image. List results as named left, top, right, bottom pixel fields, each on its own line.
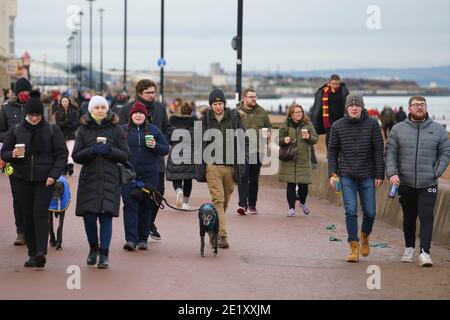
left=150, top=172, right=165, bottom=228
left=15, top=178, right=54, bottom=257
left=172, top=179, right=193, bottom=198
left=287, top=183, right=309, bottom=209
left=398, top=185, right=438, bottom=254
left=238, top=163, right=262, bottom=208
left=9, top=176, right=25, bottom=234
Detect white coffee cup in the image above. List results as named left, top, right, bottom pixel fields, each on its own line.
left=15, top=144, right=25, bottom=158
left=97, top=137, right=107, bottom=144
left=301, top=129, right=309, bottom=139
left=261, top=128, right=269, bottom=138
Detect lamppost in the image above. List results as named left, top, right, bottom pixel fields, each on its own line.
left=123, top=0, right=127, bottom=92
left=21, top=51, right=31, bottom=80
left=87, top=0, right=95, bottom=89
left=43, top=53, right=47, bottom=88
left=78, top=10, right=83, bottom=88
left=232, top=0, right=244, bottom=102
left=99, top=8, right=105, bottom=92
left=160, top=0, right=164, bottom=104
left=72, top=30, right=78, bottom=88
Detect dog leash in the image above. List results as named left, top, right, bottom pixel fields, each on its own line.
left=141, top=186, right=200, bottom=212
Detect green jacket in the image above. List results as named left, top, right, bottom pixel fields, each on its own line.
left=236, top=102, right=271, bottom=154
left=278, top=118, right=318, bottom=184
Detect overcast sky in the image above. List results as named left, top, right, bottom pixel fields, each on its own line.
left=14, top=0, right=450, bottom=74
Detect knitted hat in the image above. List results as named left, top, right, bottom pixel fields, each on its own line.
left=88, top=95, right=109, bottom=113
left=25, top=90, right=44, bottom=115
left=345, top=94, right=365, bottom=109
left=129, top=101, right=149, bottom=117
left=15, top=77, right=32, bottom=95
left=208, top=88, right=226, bottom=106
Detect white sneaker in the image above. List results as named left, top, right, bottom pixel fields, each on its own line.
left=418, top=249, right=433, bottom=267
left=182, top=203, right=190, bottom=210
left=287, top=208, right=296, bottom=217
left=401, top=247, right=415, bottom=263
left=175, top=189, right=183, bottom=208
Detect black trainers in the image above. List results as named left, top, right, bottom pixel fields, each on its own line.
left=87, top=245, right=99, bottom=266
left=123, top=241, right=137, bottom=251
left=35, top=252, right=46, bottom=268
left=149, top=226, right=161, bottom=240
left=138, top=242, right=149, bottom=250
left=218, top=236, right=229, bottom=249
left=97, top=249, right=109, bottom=269
left=68, top=163, right=74, bottom=176
left=24, top=257, right=37, bottom=268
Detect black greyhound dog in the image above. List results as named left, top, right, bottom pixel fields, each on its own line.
left=198, top=203, right=219, bottom=257
left=48, top=180, right=67, bottom=251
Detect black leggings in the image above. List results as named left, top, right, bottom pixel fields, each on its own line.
left=286, top=183, right=308, bottom=209
left=172, top=179, right=193, bottom=198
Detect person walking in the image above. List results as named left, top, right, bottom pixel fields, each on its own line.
left=119, top=79, right=172, bottom=241
left=385, top=96, right=450, bottom=267
left=235, top=88, right=272, bottom=215
left=328, top=94, right=384, bottom=263
left=0, top=77, right=33, bottom=246
left=54, top=95, right=80, bottom=175
left=1, top=90, right=68, bottom=268
left=72, top=95, right=130, bottom=269
left=166, top=101, right=196, bottom=210
left=121, top=102, right=169, bottom=251
left=279, top=104, right=318, bottom=217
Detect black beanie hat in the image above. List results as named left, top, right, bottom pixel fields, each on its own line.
left=14, top=77, right=32, bottom=95
left=208, top=88, right=226, bottom=106
left=25, top=90, right=44, bottom=115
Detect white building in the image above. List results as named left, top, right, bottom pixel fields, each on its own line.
left=0, top=0, right=17, bottom=89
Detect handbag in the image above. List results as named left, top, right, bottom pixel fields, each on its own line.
left=278, top=124, right=298, bottom=161
left=118, top=161, right=136, bottom=185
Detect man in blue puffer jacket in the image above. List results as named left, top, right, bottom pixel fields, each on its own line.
left=121, top=102, right=169, bottom=251
left=386, top=95, right=450, bottom=267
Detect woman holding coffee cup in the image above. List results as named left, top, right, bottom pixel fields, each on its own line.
left=278, top=104, right=318, bottom=217
left=72, top=95, right=130, bottom=269
left=1, top=90, right=68, bottom=268
left=120, top=102, right=169, bottom=251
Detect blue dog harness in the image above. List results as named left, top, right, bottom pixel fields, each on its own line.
left=49, top=176, right=71, bottom=213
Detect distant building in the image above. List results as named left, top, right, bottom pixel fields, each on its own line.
left=0, top=0, right=17, bottom=89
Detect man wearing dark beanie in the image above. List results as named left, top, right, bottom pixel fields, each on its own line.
left=0, top=77, right=33, bottom=246
left=196, top=87, right=248, bottom=249
left=1, top=90, right=68, bottom=268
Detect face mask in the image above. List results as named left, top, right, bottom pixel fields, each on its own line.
left=17, top=91, right=30, bottom=103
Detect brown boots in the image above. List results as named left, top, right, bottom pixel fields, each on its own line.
left=346, top=241, right=360, bottom=263
left=360, top=232, right=370, bottom=257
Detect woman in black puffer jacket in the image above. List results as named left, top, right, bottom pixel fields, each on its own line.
left=72, top=95, right=130, bottom=269
left=166, top=101, right=197, bottom=210
left=54, top=96, right=80, bottom=175
left=1, top=90, right=68, bottom=268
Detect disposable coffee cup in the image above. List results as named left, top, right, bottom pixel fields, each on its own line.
left=145, top=135, right=154, bottom=145
left=261, top=128, right=269, bottom=138
left=301, top=129, right=308, bottom=138
left=97, top=137, right=107, bottom=144
left=15, top=144, right=25, bottom=158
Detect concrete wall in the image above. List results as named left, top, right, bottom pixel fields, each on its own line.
left=261, top=160, right=450, bottom=246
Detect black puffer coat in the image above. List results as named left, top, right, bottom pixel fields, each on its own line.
left=166, top=114, right=196, bottom=181
left=72, top=112, right=130, bottom=217
left=1, top=120, right=68, bottom=182
left=327, top=109, right=385, bottom=180
left=54, top=104, right=80, bottom=140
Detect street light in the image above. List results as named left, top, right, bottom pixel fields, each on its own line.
left=123, top=0, right=127, bottom=92
left=78, top=10, right=83, bottom=89
left=232, top=0, right=244, bottom=102
left=99, top=8, right=105, bottom=92
left=21, top=51, right=31, bottom=80
left=43, top=53, right=47, bottom=88
left=160, top=0, right=164, bottom=104
left=87, top=0, right=95, bottom=89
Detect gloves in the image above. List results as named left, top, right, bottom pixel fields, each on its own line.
left=89, top=143, right=112, bottom=156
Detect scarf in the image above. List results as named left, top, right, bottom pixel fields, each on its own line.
left=91, top=112, right=107, bottom=124
left=136, top=95, right=155, bottom=123
left=321, top=84, right=340, bottom=129
left=22, top=118, right=46, bottom=156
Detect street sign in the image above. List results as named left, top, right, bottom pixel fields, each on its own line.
left=157, top=58, right=166, bottom=68
left=6, top=59, right=21, bottom=75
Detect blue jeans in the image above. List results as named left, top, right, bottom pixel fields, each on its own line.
left=83, top=213, right=113, bottom=250
left=121, top=182, right=153, bottom=244
left=340, top=177, right=376, bottom=242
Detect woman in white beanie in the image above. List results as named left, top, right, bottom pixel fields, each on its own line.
left=72, top=95, right=130, bottom=269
